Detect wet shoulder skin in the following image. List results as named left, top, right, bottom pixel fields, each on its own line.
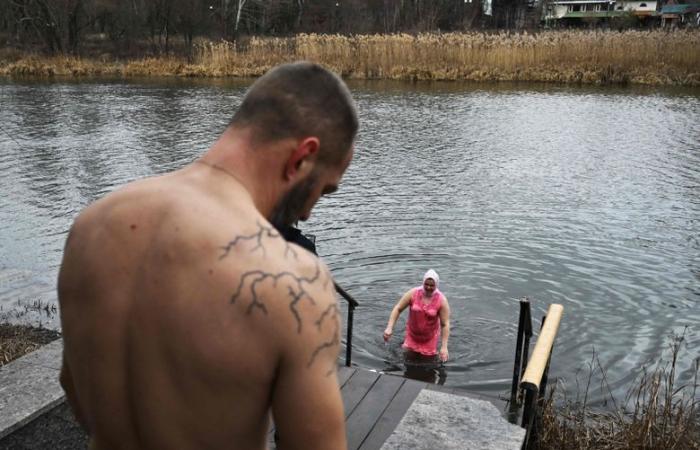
left=58, top=170, right=346, bottom=450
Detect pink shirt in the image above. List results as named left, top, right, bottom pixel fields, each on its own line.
left=402, top=287, right=443, bottom=356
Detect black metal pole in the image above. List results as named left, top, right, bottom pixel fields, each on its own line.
left=333, top=282, right=359, bottom=367
left=521, top=386, right=538, bottom=448
left=510, top=300, right=529, bottom=406
left=539, top=353, right=552, bottom=404
left=521, top=307, right=533, bottom=385
left=345, top=304, right=354, bottom=367
left=538, top=316, right=549, bottom=402
left=334, top=282, right=359, bottom=307
left=521, top=334, right=531, bottom=379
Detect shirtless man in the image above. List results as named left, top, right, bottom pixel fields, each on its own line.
left=57, top=62, right=358, bottom=450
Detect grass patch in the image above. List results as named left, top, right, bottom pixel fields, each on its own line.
left=0, top=323, right=60, bottom=367
left=1, top=30, right=699, bottom=85
left=535, top=331, right=700, bottom=449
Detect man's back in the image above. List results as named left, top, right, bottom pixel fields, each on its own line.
left=58, top=165, right=345, bottom=449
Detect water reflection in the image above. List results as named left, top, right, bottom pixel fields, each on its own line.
left=381, top=344, right=448, bottom=385
left=1, top=78, right=698, bottom=401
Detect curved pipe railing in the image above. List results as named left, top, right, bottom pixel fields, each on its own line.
left=518, top=303, right=564, bottom=449
left=334, top=282, right=359, bottom=367
left=520, top=303, right=563, bottom=393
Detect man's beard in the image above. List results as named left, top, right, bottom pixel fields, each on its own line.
left=269, top=173, right=318, bottom=231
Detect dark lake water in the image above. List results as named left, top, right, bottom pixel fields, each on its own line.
left=1, top=77, right=698, bottom=403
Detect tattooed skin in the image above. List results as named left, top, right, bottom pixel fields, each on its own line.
left=221, top=223, right=337, bottom=370
left=308, top=303, right=341, bottom=375
left=230, top=263, right=322, bottom=327
left=219, top=221, right=297, bottom=260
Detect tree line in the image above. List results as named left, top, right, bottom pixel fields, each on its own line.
left=0, top=0, right=534, bottom=56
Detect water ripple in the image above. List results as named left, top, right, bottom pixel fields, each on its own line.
left=1, top=79, right=699, bottom=400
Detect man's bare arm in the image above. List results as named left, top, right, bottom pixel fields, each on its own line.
left=60, top=359, right=90, bottom=432
left=270, top=272, right=346, bottom=450
left=217, top=225, right=345, bottom=448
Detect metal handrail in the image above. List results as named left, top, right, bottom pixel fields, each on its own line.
left=520, top=304, right=563, bottom=393
left=510, top=299, right=534, bottom=407
left=334, top=282, right=359, bottom=367
left=519, top=303, right=564, bottom=449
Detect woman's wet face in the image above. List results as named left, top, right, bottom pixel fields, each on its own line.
left=423, top=278, right=436, bottom=295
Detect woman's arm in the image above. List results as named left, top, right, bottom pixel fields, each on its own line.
left=383, top=289, right=413, bottom=341
left=439, top=296, right=451, bottom=362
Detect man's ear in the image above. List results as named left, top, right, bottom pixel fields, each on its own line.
left=284, top=137, right=320, bottom=181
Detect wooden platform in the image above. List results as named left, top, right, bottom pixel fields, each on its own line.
left=1, top=340, right=523, bottom=449
left=269, top=365, right=517, bottom=450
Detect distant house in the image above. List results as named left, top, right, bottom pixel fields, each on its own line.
left=659, top=0, right=700, bottom=26
left=543, top=0, right=659, bottom=24
left=615, top=0, right=660, bottom=16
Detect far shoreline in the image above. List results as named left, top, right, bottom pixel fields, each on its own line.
left=1, top=30, right=699, bottom=87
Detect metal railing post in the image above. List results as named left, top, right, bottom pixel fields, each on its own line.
left=334, top=282, right=359, bottom=368
left=345, top=303, right=355, bottom=367
left=510, top=300, right=528, bottom=405
left=521, top=386, right=538, bottom=449
left=510, top=299, right=533, bottom=407
left=519, top=304, right=564, bottom=449
left=538, top=315, right=550, bottom=404
left=521, top=307, right=532, bottom=379
left=539, top=352, right=552, bottom=404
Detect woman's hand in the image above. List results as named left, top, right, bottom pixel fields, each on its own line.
left=383, top=327, right=393, bottom=342
left=439, top=347, right=449, bottom=362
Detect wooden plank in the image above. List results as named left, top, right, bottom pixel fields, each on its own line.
left=337, top=365, right=356, bottom=388
left=341, top=369, right=380, bottom=418
left=345, top=374, right=404, bottom=450
left=266, top=366, right=362, bottom=447
left=357, top=377, right=424, bottom=450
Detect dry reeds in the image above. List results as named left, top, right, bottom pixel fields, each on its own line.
left=0, top=323, right=60, bottom=366
left=1, top=30, right=699, bottom=85
left=192, top=30, right=700, bottom=85
left=536, top=331, right=700, bottom=449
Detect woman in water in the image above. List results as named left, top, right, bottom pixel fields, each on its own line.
left=383, top=269, right=451, bottom=362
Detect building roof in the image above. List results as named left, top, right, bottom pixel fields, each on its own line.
left=660, top=3, right=700, bottom=13
left=563, top=10, right=628, bottom=16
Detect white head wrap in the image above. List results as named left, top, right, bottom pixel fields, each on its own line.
left=423, top=269, right=439, bottom=288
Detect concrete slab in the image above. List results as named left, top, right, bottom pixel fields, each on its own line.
left=0, top=339, right=65, bottom=439
left=380, top=389, right=525, bottom=450
left=10, top=340, right=63, bottom=371
left=1, top=345, right=525, bottom=449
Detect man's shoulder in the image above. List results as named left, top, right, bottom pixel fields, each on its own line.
left=211, top=228, right=338, bottom=367
left=217, top=226, right=335, bottom=315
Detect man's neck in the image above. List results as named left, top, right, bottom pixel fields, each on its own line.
left=194, top=159, right=245, bottom=186
left=198, top=131, right=282, bottom=218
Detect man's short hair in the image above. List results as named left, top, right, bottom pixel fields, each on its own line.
left=230, top=61, right=358, bottom=166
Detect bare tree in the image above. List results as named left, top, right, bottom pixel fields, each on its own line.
left=233, top=0, right=247, bottom=36
left=7, top=0, right=65, bottom=53
left=173, top=0, right=206, bottom=50
left=0, top=0, right=535, bottom=55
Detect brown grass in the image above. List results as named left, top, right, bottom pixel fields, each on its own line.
left=535, top=332, right=700, bottom=449
left=1, top=30, right=699, bottom=85
left=0, top=323, right=60, bottom=367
